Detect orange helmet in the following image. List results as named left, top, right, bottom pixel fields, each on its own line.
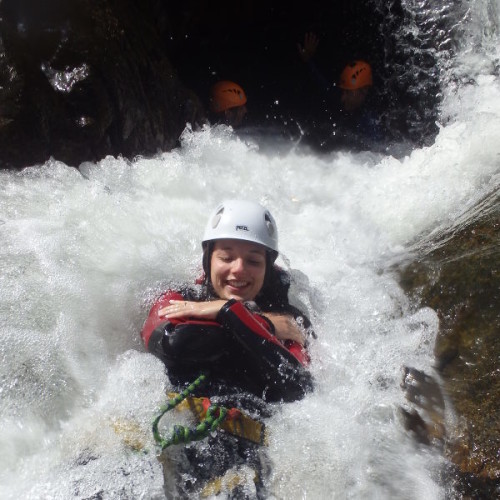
left=210, top=81, right=247, bottom=113
left=339, top=61, right=373, bottom=90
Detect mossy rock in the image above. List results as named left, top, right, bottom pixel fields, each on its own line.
left=398, top=189, right=500, bottom=496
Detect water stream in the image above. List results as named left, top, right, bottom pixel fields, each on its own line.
left=1, top=0, right=499, bottom=498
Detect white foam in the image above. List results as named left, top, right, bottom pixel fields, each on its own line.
left=1, top=4, right=500, bottom=497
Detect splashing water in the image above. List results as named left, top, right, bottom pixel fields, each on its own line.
left=1, top=1, right=500, bottom=499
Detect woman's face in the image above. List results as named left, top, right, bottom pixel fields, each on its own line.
left=210, top=239, right=267, bottom=301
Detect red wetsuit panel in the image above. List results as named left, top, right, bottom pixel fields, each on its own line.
left=141, top=293, right=313, bottom=401
left=216, top=299, right=314, bottom=401
left=141, top=291, right=183, bottom=348
left=141, top=291, right=222, bottom=349
left=285, top=340, right=310, bottom=366
left=219, top=301, right=310, bottom=366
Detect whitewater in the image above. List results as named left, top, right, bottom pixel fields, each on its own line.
left=1, top=1, right=500, bottom=498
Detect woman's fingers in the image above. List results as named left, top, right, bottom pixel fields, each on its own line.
left=158, top=299, right=226, bottom=320
left=158, top=300, right=190, bottom=316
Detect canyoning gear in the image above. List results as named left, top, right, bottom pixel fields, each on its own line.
left=339, top=61, right=373, bottom=90
left=160, top=424, right=266, bottom=498
left=152, top=374, right=268, bottom=450
left=153, top=375, right=228, bottom=450
left=167, top=392, right=267, bottom=445
left=152, top=381, right=267, bottom=496
left=210, top=81, right=247, bottom=113
left=141, top=290, right=312, bottom=402
left=202, top=200, right=278, bottom=253
left=201, top=467, right=259, bottom=498
left=156, top=404, right=228, bottom=448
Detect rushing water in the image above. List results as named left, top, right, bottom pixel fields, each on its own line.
left=1, top=2, right=500, bottom=499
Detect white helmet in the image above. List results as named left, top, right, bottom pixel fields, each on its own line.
left=202, top=200, right=278, bottom=252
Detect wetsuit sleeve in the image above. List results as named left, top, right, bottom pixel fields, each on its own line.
left=216, top=300, right=314, bottom=402
left=141, top=291, right=184, bottom=350
left=140, top=291, right=228, bottom=370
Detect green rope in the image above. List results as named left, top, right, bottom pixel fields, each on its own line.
left=152, top=374, right=230, bottom=450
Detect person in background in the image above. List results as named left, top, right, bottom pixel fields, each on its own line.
left=141, top=199, right=314, bottom=497
left=336, top=59, right=382, bottom=144
left=338, top=60, right=373, bottom=112
left=297, top=32, right=384, bottom=149
left=209, top=80, right=248, bottom=128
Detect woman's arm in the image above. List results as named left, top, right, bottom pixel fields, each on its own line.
left=260, top=312, right=310, bottom=366
left=216, top=300, right=314, bottom=402
left=141, top=291, right=185, bottom=349
left=158, top=299, right=227, bottom=321
left=141, top=291, right=228, bottom=369
left=141, top=294, right=314, bottom=401
left=261, top=312, right=306, bottom=345
left=158, top=299, right=311, bottom=366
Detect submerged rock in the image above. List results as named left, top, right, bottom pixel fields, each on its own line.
left=398, top=188, right=500, bottom=497
left=400, top=366, right=446, bottom=447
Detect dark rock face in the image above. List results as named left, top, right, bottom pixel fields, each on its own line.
left=0, top=0, right=205, bottom=168
left=400, top=366, right=446, bottom=447
left=399, top=189, right=500, bottom=497
left=0, top=0, right=451, bottom=169
left=164, top=0, right=446, bottom=150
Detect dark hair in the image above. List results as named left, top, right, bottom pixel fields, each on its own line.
left=255, top=264, right=291, bottom=312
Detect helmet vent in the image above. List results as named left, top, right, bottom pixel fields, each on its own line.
left=211, top=207, right=224, bottom=229
left=202, top=200, right=278, bottom=253
left=264, top=213, right=275, bottom=236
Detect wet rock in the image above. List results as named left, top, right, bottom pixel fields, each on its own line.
left=0, top=0, right=453, bottom=168
left=398, top=189, right=500, bottom=496
left=400, top=366, right=446, bottom=446
left=0, top=0, right=206, bottom=169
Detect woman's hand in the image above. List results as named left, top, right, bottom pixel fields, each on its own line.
left=262, top=313, right=307, bottom=346
left=158, top=300, right=227, bottom=320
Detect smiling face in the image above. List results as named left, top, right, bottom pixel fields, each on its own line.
left=210, top=239, right=267, bottom=301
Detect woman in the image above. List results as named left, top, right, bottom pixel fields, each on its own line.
left=141, top=199, right=314, bottom=402
left=141, top=200, right=314, bottom=497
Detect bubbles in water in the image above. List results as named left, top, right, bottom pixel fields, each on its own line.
left=1, top=13, right=500, bottom=493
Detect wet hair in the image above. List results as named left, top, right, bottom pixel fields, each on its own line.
left=255, top=263, right=291, bottom=311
